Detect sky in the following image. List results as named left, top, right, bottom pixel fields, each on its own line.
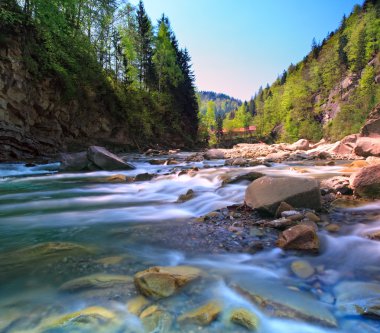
left=130, top=0, right=364, bottom=101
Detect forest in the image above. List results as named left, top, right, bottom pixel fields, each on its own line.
left=200, top=0, right=380, bottom=144
left=0, top=0, right=199, bottom=147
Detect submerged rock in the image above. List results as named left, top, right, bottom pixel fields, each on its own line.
left=277, top=224, right=320, bottom=252
left=291, top=260, right=315, bottom=279
left=127, top=295, right=150, bottom=316
left=178, top=301, right=222, bottom=326
left=245, top=176, right=321, bottom=216
left=134, top=266, right=202, bottom=299
left=177, top=189, right=195, bottom=202
left=233, top=280, right=337, bottom=327
left=230, top=308, right=259, bottom=331
left=222, top=171, right=264, bottom=185
left=60, top=274, right=133, bottom=291
left=140, top=305, right=173, bottom=332
left=351, top=164, right=380, bottom=198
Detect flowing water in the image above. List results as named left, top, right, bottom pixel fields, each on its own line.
left=0, top=153, right=380, bottom=332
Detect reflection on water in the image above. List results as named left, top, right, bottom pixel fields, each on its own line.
left=0, top=155, right=379, bottom=332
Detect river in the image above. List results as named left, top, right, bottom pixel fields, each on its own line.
left=0, top=152, right=379, bottom=332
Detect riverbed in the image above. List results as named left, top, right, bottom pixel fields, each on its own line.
left=0, top=153, right=379, bottom=332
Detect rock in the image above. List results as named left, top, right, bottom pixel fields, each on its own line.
left=178, top=301, right=222, bottom=326
left=148, top=159, right=166, bottom=165
left=291, top=260, right=315, bottom=279
left=288, top=139, right=310, bottom=151
left=332, top=134, right=359, bottom=155
left=334, top=281, right=380, bottom=318
left=127, top=295, right=150, bottom=316
left=230, top=308, right=259, bottom=331
left=186, top=153, right=204, bottom=162
left=361, top=102, right=380, bottom=137
left=134, top=266, right=202, bottom=299
left=320, top=176, right=352, bottom=195
left=325, top=224, right=341, bottom=233
left=105, top=174, right=128, bottom=182
left=87, top=146, right=135, bottom=170
left=366, top=230, right=380, bottom=241
left=304, top=212, right=321, bottom=223
left=225, top=158, right=248, bottom=166
left=140, top=306, right=173, bottom=332
left=234, top=279, right=337, bottom=327
left=351, top=164, right=380, bottom=198
left=177, top=189, right=195, bottom=203
left=204, top=149, right=226, bottom=160
left=59, top=152, right=89, bottom=171
left=264, top=218, right=296, bottom=230
left=265, top=151, right=290, bottom=162
left=222, top=171, right=264, bottom=185
left=245, top=176, right=321, bottom=216
left=95, top=256, right=124, bottom=265
left=366, top=156, right=380, bottom=165
left=277, top=224, right=320, bottom=252
left=166, top=159, right=180, bottom=165
left=355, top=137, right=380, bottom=157
left=135, top=173, right=154, bottom=181
left=275, top=202, right=294, bottom=218
left=60, top=274, right=133, bottom=291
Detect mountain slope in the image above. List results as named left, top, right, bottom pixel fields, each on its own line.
left=251, top=0, right=380, bottom=143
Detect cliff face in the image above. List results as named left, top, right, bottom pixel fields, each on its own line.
left=0, top=35, right=132, bottom=162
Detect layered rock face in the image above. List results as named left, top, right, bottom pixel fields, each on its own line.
left=0, top=34, right=131, bottom=161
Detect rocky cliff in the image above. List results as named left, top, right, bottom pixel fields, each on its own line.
left=0, top=34, right=132, bottom=162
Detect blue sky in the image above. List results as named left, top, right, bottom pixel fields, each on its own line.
left=130, top=0, right=364, bottom=100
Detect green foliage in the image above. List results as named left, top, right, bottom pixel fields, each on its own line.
left=250, top=1, right=380, bottom=143
left=1, top=0, right=199, bottom=146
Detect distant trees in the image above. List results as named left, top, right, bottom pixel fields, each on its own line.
left=1, top=0, right=199, bottom=145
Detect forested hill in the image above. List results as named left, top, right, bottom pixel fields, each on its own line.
left=0, top=0, right=198, bottom=160
left=249, top=0, right=380, bottom=143
left=198, top=91, right=242, bottom=117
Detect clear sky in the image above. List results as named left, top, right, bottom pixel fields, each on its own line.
left=130, top=0, right=364, bottom=101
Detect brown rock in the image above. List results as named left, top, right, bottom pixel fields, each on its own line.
left=325, top=224, right=341, bottom=233
left=230, top=308, right=259, bottom=330
left=355, top=137, right=380, bottom=157
left=360, top=102, right=380, bottom=137
left=351, top=164, right=380, bottom=198
left=245, top=176, right=321, bottom=216
left=177, top=189, right=195, bottom=202
left=320, top=176, right=352, bottom=195
left=277, top=224, right=320, bottom=252
left=134, top=266, right=202, bottom=299
left=275, top=202, right=294, bottom=218
left=304, top=212, right=321, bottom=223
left=204, top=149, right=226, bottom=160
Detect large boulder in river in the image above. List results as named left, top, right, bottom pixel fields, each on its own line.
left=134, top=266, right=202, bottom=299
left=354, top=137, right=380, bottom=157
left=351, top=164, right=380, bottom=198
left=245, top=176, right=321, bottom=215
left=87, top=146, right=135, bottom=170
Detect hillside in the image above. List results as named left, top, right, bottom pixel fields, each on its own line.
left=0, top=0, right=198, bottom=160
left=198, top=91, right=242, bottom=117
left=249, top=0, right=380, bottom=143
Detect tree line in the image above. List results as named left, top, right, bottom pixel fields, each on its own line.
left=0, top=0, right=199, bottom=146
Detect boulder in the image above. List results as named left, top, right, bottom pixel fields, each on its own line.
left=134, top=173, right=154, bottom=181
left=59, top=152, right=90, bottom=171
left=361, top=102, right=380, bottom=138
left=222, top=171, right=264, bottom=185
left=320, top=176, right=352, bottom=195
left=264, top=151, right=289, bottom=162
left=87, top=146, right=135, bottom=170
left=354, top=137, right=380, bottom=157
left=230, top=308, right=259, bottom=330
left=245, top=176, right=321, bottom=216
left=288, top=139, right=310, bottom=151
left=134, top=266, right=202, bottom=299
left=178, top=301, right=221, bottom=326
left=332, top=134, right=359, bottom=155
left=351, top=164, right=380, bottom=198
left=277, top=224, right=320, bottom=252
left=204, top=149, right=226, bottom=160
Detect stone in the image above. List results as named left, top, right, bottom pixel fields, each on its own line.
left=325, top=224, right=341, bottom=233
left=277, top=224, right=320, bottom=252
left=366, top=156, right=380, bottom=165
left=332, top=134, right=359, bottom=155
left=59, top=152, right=89, bottom=171
left=60, top=274, right=133, bottom=291
left=351, top=164, right=380, bottom=198
left=134, top=266, right=202, bottom=299
left=245, top=176, right=321, bottom=216
left=275, top=202, right=294, bottom=218
left=265, top=151, right=290, bottom=162
left=127, top=295, right=150, bottom=316
left=366, top=230, right=380, bottom=241
left=234, top=279, right=337, bottom=327
left=360, top=102, right=380, bottom=137
left=105, top=174, right=128, bottom=182
left=320, top=176, right=352, bottom=195
left=87, top=146, right=135, bottom=170
left=135, top=173, right=154, bottom=181
left=264, top=218, right=296, bottom=230
left=204, top=149, right=226, bottom=160
left=288, top=139, right=310, bottom=151
left=178, top=301, right=222, bottom=326
left=225, top=157, right=248, bottom=166
left=230, top=308, right=259, bottom=330
left=304, top=212, right=321, bottom=223
left=166, top=159, right=180, bottom=165
left=223, top=171, right=264, bottom=185
left=355, top=137, right=380, bottom=157
left=140, top=306, right=173, bottom=332
left=334, top=281, right=380, bottom=318
left=291, top=260, right=315, bottom=279
left=95, top=256, right=124, bottom=265
left=177, top=189, right=195, bottom=202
